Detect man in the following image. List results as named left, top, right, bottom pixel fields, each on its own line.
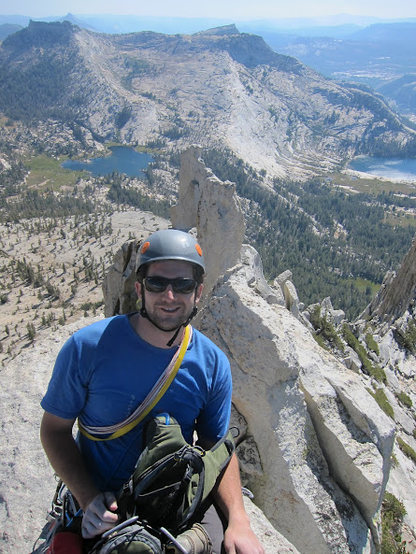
left=41, top=228, right=264, bottom=553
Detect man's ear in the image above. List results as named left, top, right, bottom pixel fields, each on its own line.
left=195, top=283, right=204, bottom=304
left=134, top=281, right=142, bottom=297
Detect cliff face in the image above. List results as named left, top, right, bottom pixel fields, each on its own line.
left=1, top=21, right=416, bottom=178
left=365, top=236, right=416, bottom=322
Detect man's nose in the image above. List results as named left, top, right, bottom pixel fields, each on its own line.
left=163, top=285, right=176, bottom=299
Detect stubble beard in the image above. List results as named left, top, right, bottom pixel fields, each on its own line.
left=146, top=303, right=193, bottom=333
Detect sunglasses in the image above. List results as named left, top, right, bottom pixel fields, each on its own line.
left=143, top=276, right=198, bottom=294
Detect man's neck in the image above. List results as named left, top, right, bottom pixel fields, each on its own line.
left=131, top=313, right=184, bottom=349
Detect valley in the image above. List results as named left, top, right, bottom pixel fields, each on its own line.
left=1, top=19, right=416, bottom=361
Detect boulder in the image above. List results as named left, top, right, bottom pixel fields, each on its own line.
left=320, top=296, right=345, bottom=326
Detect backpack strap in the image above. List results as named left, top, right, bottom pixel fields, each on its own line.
left=78, top=325, right=192, bottom=442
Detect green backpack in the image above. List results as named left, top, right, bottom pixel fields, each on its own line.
left=43, top=415, right=234, bottom=554
left=117, top=414, right=235, bottom=535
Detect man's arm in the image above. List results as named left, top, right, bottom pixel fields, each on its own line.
left=40, top=411, right=118, bottom=537
left=40, top=411, right=98, bottom=509
left=214, top=452, right=264, bottom=554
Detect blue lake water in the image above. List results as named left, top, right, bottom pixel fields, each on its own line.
left=61, top=146, right=153, bottom=177
left=348, top=156, right=416, bottom=182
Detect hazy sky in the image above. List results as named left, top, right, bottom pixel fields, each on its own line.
left=1, top=0, right=415, bottom=20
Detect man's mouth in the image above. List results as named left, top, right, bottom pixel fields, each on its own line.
left=159, top=306, right=180, bottom=313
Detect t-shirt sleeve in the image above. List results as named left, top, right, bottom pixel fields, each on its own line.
left=41, top=335, right=89, bottom=419
left=196, top=350, right=232, bottom=444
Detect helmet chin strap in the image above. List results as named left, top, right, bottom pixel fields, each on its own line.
left=140, top=289, right=198, bottom=347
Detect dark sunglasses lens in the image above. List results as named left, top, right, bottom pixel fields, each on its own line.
left=173, top=279, right=197, bottom=293
left=144, top=277, right=196, bottom=293
left=144, top=277, right=167, bottom=292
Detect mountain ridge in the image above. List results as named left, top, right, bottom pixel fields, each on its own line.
left=1, top=21, right=416, bottom=179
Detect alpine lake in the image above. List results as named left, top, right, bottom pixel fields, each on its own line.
left=61, top=146, right=153, bottom=177
left=348, top=156, right=416, bottom=182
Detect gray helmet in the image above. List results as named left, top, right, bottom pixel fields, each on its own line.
left=136, top=229, right=205, bottom=274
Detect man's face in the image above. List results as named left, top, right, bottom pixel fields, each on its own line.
left=135, top=260, right=203, bottom=332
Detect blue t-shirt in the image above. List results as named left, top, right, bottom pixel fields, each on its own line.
left=41, top=315, right=232, bottom=492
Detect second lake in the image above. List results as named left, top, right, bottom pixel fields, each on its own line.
left=348, top=156, right=416, bottom=182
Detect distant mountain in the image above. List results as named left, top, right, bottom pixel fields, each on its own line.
left=78, top=15, right=234, bottom=35
left=239, top=22, right=364, bottom=39
left=53, top=13, right=97, bottom=32
left=263, top=22, right=416, bottom=111
left=1, top=20, right=416, bottom=179
left=378, top=74, right=416, bottom=114
left=1, top=12, right=415, bottom=37
left=349, top=21, right=416, bottom=44
left=2, top=14, right=416, bottom=115
left=0, top=13, right=235, bottom=35
left=69, top=14, right=383, bottom=37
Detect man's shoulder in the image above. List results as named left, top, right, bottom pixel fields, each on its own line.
left=72, top=314, right=128, bottom=344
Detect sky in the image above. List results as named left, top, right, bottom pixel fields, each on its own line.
left=1, top=0, right=415, bottom=21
